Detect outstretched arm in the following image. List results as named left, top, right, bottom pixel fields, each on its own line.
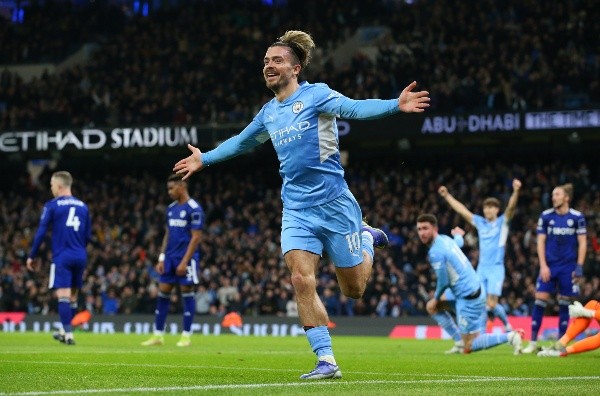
left=173, top=120, right=268, bottom=180
left=504, top=178, right=522, bottom=221
left=438, top=186, right=474, bottom=224
left=321, top=81, right=430, bottom=120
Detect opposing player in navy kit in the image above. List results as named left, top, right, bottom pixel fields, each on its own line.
left=173, top=30, right=429, bottom=379
left=522, top=183, right=587, bottom=353
left=27, top=171, right=91, bottom=345
left=141, top=174, right=204, bottom=347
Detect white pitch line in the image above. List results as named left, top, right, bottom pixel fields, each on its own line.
left=0, top=359, right=489, bottom=378
left=2, top=377, right=600, bottom=396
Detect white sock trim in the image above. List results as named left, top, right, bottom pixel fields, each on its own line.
left=361, top=231, right=374, bottom=245
left=319, top=355, right=337, bottom=365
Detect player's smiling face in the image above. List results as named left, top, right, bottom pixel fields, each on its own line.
left=263, top=46, right=300, bottom=92
left=417, top=222, right=437, bottom=245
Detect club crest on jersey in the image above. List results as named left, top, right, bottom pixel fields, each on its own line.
left=567, top=219, right=574, bottom=226
left=292, top=101, right=304, bottom=114
left=180, top=210, right=186, bottom=218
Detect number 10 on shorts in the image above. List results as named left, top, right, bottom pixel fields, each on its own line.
left=345, top=232, right=360, bottom=254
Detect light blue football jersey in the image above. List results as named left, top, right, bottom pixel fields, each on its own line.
left=201, top=82, right=399, bottom=209
left=471, top=214, right=509, bottom=269
left=427, top=234, right=480, bottom=300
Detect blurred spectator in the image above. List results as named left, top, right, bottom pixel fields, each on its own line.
left=0, top=155, right=598, bottom=318
left=102, top=288, right=120, bottom=315
left=1, top=0, right=598, bottom=132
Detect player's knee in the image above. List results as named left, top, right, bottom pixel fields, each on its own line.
left=534, top=299, right=547, bottom=308
left=558, top=298, right=571, bottom=306
left=337, top=270, right=366, bottom=298
left=290, top=272, right=316, bottom=294
left=339, top=283, right=364, bottom=299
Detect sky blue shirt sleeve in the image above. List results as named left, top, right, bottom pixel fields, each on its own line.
left=313, top=83, right=399, bottom=120
left=29, top=203, right=52, bottom=259
left=201, top=109, right=270, bottom=166
left=453, top=234, right=464, bottom=248
left=429, top=250, right=450, bottom=300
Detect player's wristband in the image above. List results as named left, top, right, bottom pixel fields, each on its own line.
left=573, top=265, right=583, bottom=277
left=158, top=253, right=165, bottom=262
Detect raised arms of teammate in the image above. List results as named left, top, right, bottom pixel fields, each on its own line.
left=438, top=186, right=474, bottom=224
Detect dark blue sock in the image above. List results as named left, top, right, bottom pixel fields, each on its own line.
left=58, top=297, right=73, bottom=333
left=558, top=299, right=570, bottom=338
left=531, top=299, right=546, bottom=342
left=155, top=292, right=171, bottom=332
left=70, top=302, right=78, bottom=318
left=182, top=292, right=195, bottom=333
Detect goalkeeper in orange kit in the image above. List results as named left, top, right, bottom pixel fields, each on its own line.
left=538, top=300, right=600, bottom=357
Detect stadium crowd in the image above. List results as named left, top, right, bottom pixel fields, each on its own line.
left=1, top=156, right=599, bottom=318
left=1, top=0, right=599, bottom=131
left=0, top=0, right=599, bottom=319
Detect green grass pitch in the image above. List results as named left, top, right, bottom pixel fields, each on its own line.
left=0, top=332, right=599, bottom=395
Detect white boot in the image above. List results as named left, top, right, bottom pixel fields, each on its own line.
left=521, top=341, right=538, bottom=354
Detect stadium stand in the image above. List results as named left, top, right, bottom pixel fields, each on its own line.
left=1, top=0, right=599, bottom=131
left=0, top=0, right=599, bottom=317
left=1, top=155, right=598, bottom=317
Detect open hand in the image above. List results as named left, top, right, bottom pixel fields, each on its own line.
left=399, top=81, right=430, bottom=113
left=173, top=144, right=204, bottom=180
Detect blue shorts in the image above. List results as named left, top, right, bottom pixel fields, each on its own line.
left=536, top=264, right=579, bottom=297
left=477, top=265, right=505, bottom=297
left=49, top=259, right=86, bottom=289
left=456, top=292, right=487, bottom=334
left=281, top=190, right=363, bottom=268
left=159, top=255, right=200, bottom=285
